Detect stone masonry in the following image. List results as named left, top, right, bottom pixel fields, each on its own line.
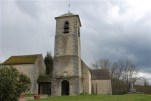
left=2, top=54, right=46, bottom=94
left=51, top=13, right=82, bottom=96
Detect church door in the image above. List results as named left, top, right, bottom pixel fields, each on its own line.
left=61, top=80, right=69, bottom=95
left=38, top=82, right=51, bottom=95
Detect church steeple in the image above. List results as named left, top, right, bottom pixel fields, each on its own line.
left=51, top=12, right=82, bottom=96
left=54, top=12, right=81, bottom=57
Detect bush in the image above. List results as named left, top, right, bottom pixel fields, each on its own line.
left=0, top=66, right=31, bottom=101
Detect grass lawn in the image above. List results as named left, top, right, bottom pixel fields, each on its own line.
left=30, top=94, right=151, bottom=101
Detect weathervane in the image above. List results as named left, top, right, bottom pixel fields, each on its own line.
left=68, top=1, right=70, bottom=13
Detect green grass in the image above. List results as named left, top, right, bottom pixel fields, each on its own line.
left=30, top=94, right=151, bottom=101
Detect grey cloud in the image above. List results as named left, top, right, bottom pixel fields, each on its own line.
left=1, top=0, right=55, bottom=61
left=1, top=0, right=151, bottom=76
left=78, top=1, right=151, bottom=73
left=15, top=0, right=44, bottom=20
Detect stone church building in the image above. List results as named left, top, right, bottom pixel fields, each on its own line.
left=2, top=12, right=112, bottom=96
left=2, top=54, right=46, bottom=94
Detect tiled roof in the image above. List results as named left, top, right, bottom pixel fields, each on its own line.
left=2, top=54, right=41, bottom=65
left=37, top=75, right=52, bottom=82
left=90, top=69, right=111, bottom=80
left=59, top=12, right=74, bottom=17
left=56, top=12, right=82, bottom=26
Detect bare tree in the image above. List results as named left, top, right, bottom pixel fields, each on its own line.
left=119, top=60, right=139, bottom=92
left=92, top=59, right=111, bottom=69
left=135, top=78, right=151, bottom=94
left=143, top=78, right=150, bottom=86
left=112, top=60, right=139, bottom=93
left=92, top=59, right=139, bottom=94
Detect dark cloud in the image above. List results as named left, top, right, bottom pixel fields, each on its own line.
left=1, top=0, right=151, bottom=79
left=77, top=1, right=151, bottom=73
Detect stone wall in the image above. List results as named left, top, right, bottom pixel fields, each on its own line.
left=52, top=14, right=82, bottom=96
left=81, top=60, right=91, bottom=94
left=91, top=80, right=112, bottom=95
left=55, top=16, right=81, bottom=35
left=55, top=34, right=79, bottom=57
left=12, top=64, right=37, bottom=94
left=55, top=16, right=81, bottom=58
left=34, top=55, right=46, bottom=94
left=53, top=56, right=81, bottom=78
left=35, top=55, right=46, bottom=75
left=51, top=77, right=82, bottom=96
left=52, top=55, right=82, bottom=96
left=11, top=55, right=46, bottom=94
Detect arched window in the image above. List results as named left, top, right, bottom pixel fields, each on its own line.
left=63, top=21, right=69, bottom=33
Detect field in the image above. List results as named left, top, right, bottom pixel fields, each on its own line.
left=30, top=94, right=151, bottom=101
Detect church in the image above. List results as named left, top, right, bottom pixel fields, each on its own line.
left=2, top=12, right=112, bottom=96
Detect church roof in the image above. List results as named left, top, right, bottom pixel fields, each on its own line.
left=59, top=12, right=74, bottom=17
left=37, top=75, right=52, bottom=83
left=90, top=69, right=111, bottom=80
left=2, top=54, right=41, bottom=65
left=55, top=12, right=82, bottom=26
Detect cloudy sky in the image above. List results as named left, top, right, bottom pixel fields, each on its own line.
left=1, top=0, right=151, bottom=82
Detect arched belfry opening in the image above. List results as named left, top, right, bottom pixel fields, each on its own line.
left=61, top=80, right=69, bottom=95
left=63, top=21, right=69, bottom=33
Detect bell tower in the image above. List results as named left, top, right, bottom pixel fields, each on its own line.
left=51, top=12, right=82, bottom=96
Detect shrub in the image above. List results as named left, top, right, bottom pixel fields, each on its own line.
left=0, top=66, right=31, bottom=101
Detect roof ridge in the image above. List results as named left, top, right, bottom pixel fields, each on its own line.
left=2, top=54, right=42, bottom=65
left=10, top=54, right=42, bottom=57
